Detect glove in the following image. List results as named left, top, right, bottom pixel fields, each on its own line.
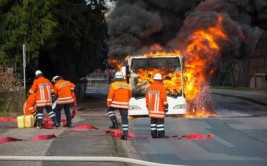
left=164, top=105, right=168, bottom=113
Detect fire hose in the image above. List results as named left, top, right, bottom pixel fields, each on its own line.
left=0, top=156, right=188, bottom=166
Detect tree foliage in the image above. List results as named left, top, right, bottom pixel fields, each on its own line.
left=0, top=0, right=109, bottom=83
left=0, top=0, right=58, bottom=72
left=39, top=0, right=108, bottom=82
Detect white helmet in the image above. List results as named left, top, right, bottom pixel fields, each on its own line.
left=35, top=70, right=43, bottom=77
left=52, top=75, right=60, bottom=83
left=153, top=73, right=162, bottom=80
left=115, top=71, right=124, bottom=79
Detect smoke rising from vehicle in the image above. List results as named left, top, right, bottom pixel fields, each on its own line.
left=107, top=0, right=267, bottom=117
left=108, top=0, right=267, bottom=59
left=108, top=0, right=198, bottom=59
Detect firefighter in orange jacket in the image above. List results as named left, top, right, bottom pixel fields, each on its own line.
left=52, top=75, right=75, bottom=127
left=146, top=73, right=169, bottom=138
left=23, top=93, right=36, bottom=116
left=107, top=71, right=132, bottom=140
left=29, top=70, right=58, bottom=129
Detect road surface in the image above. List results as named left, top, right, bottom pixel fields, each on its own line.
left=129, top=94, right=267, bottom=166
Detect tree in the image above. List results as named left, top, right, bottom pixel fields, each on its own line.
left=0, top=0, right=58, bottom=74
left=39, top=0, right=108, bottom=82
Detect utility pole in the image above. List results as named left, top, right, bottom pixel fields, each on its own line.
left=23, top=44, right=26, bottom=94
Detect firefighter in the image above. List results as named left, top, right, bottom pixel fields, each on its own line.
left=23, top=93, right=36, bottom=116
left=23, top=93, right=37, bottom=127
left=146, top=73, right=169, bottom=138
left=52, top=75, right=75, bottom=127
left=28, top=70, right=58, bottom=129
left=107, top=69, right=112, bottom=84
left=107, top=71, right=132, bottom=140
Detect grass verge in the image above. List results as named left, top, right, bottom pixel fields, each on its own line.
left=0, top=91, right=25, bottom=117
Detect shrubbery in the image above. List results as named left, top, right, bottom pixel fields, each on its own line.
left=0, top=65, right=25, bottom=117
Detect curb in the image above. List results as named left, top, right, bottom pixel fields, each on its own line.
left=212, top=92, right=267, bottom=107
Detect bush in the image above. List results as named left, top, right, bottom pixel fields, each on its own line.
left=0, top=65, right=25, bottom=117
left=0, top=91, right=25, bottom=117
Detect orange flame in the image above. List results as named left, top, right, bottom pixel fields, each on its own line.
left=148, top=44, right=164, bottom=52
left=145, top=50, right=181, bottom=57
left=108, top=59, right=124, bottom=70
left=183, top=15, right=228, bottom=118
left=108, top=15, right=228, bottom=118
left=133, top=51, right=184, bottom=96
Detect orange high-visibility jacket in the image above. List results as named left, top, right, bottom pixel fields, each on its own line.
left=54, top=79, right=75, bottom=105
left=146, top=81, right=168, bottom=119
left=23, top=93, right=36, bottom=115
left=29, top=76, right=54, bottom=107
left=107, top=80, right=132, bottom=109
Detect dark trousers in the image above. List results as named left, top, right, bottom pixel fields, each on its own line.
left=36, top=106, right=57, bottom=124
left=107, top=107, right=129, bottom=135
left=150, top=118, right=165, bottom=138
left=55, top=104, right=71, bottom=127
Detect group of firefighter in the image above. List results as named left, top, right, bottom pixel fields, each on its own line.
left=24, top=69, right=169, bottom=141
left=107, top=71, right=169, bottom=140
left=23, top=70, right=75, bottom=129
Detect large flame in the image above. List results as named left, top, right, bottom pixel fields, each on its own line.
left=108, top=16, right=228, bottom=118
left=183, top=15, right=228, bottom=118
left=108, top=59, right=123, bottom=70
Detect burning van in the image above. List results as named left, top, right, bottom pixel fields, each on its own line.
left=119, top=53, right=186, bottom=117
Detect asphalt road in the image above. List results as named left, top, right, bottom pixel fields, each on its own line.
left=212, top=94, right=267, bottom=117
left=130, top=94, right=267, bottom=166
left=0, top=91, right=267, bottom=166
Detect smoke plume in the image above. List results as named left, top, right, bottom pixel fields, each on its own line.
left=107, top=0, right=267, bottom=116
left=108, top=0, right=267, bottom=59
left=108, top=0, right=198, bottom=59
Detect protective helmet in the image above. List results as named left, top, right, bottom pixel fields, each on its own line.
left=35, top=70, right=43, bottom=77
left=153, top=73, right=162, bottom=80
left=52, top=75, right=60, bottom=83
left=115, top=71, right=124, bottom=79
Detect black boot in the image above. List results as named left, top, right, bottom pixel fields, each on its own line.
left=36, top=122, right=42, bottom=129
left=151, top=130, right=158, bottom=138
left=109, top=116, right=118, bottom=129
left=152, top=135, right=158, bottom=138
left=158, top=131, right=169, bottom=138
left=121, top=135, right=127, bottom=140
left=109, top=121, right=118, bottom=129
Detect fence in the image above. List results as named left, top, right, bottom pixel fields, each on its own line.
left=248, top=57, right=267, bottom=88
left=84, top=77, right=109, bottom=95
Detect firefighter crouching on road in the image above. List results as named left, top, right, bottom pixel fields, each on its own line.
left=23, top=93, right=37, bottom=126
left=28, top=70, right=58, bottom=129
left=107, top=71, right=132, bottom=140
left=23, top=93, right=36, bottom=116
left=146, top=73, right=169, bottom=138
left=52, top=75, right=75, bottom=127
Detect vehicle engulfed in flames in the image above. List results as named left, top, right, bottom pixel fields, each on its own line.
left=120, top=53, right=186, bottom=117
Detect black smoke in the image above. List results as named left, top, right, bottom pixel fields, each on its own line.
left=108, top=0, right=267, bottom=60
left=107, top=0, right=267, bottom=116
left=108, top=0, right=199, bottom=59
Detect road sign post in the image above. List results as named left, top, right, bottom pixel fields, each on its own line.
left=23, top=44, right=26, bottom=93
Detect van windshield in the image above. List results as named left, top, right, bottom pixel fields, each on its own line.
left=130, top=57, right=183, bottom=98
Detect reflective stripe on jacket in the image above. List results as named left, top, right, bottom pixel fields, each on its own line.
left=23, top=93, right=36, bottom=115
left=146, top=81, right=168, bottom=119
left=29, top=76, right=54, bottom=107
left=54, top=79, right=75, bottom=105
left=107, top=80, right=132, bottom=109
